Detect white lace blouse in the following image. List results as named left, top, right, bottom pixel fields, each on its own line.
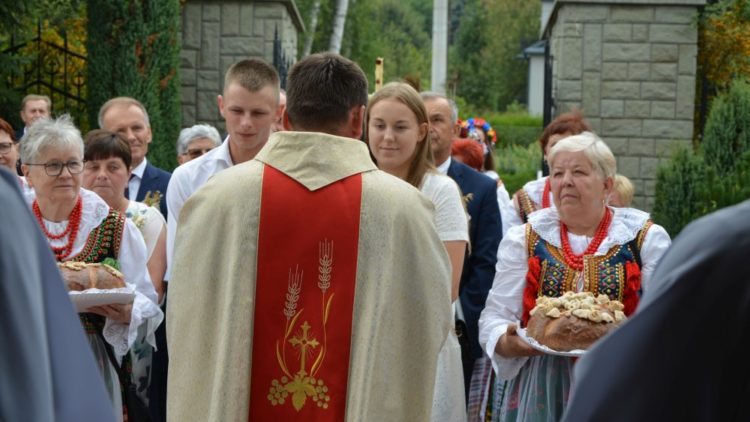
left=36, top=188, right=163, bottom=358
left=478, top=206, right=671, bottom=381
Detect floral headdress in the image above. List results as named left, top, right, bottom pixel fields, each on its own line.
left=461, top=117, right=497, bottom=146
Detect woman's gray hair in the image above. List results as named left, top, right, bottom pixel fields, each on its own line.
left=176, top=124, right=222, bottom=155
left=547, top=131, right=616, bottom=180
left=19, top=115, right=83, bottom=164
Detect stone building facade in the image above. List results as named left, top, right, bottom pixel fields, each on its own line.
left=180, top=0, right=303, bottom=133
left=543, top=0, right=706, bottom=209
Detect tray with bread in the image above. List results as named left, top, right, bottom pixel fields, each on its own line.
left=519, top=291, right=627, bottom=357
left=58, top=261, right=135, bottom=312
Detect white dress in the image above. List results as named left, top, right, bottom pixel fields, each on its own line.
left=420, top=172, right=470, bottom=422
left=478, top=207, right=671, bottom=421
left=36, top=188, right=163, bottom=422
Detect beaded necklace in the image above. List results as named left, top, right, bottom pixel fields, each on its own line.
left=33, top=195, right=83, bottom=261
left=560, top=208, right=612, bottom=271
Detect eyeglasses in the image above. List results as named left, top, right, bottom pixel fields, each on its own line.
left=0, top=142, right=13, bottom=155
left=187, top=147, right=214, bottom=159
left=26, top=160, right=84, bottom=177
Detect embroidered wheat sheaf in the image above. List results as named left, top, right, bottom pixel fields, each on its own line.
left=318, top=240, right=333, bottom=293
left=284, top=266, right=303, bottom=320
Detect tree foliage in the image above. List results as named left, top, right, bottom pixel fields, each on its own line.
left=295, top=0, right=538, bottom=109
left=653, top=80, right=750, bottom=236
left=449, top=0, right=540, bottom=112
left=699, top=0, right=750, bottom=90
left=86, top=0, right=181, bottom=171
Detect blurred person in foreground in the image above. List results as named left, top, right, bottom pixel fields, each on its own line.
left=478, top=132, right=671, bottom=421
left=20, top=115, right=163, bottom=421
left=563, top=198, right=750, bottom=422
left=175, top=124, right=222, bottom=165
left=0, top=167, right=115, bottom=422
left=167, top=53, right=452, bottom=421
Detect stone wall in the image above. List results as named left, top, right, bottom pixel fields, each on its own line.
left=180, top=0, right=303, bottom=133
left=544, top=0, right=705, bottom=210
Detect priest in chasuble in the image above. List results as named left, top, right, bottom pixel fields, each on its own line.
left=167, top=53, right=453, bottom=421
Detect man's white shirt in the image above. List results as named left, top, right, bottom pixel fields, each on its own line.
left=165, top=138, right=233, bottom=280
left=128, top=158, right=148, bottom=201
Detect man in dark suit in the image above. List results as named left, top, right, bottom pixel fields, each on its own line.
left=99, top=97, right=171, bottom=218
left=562, top=199, right=750, bottom=422
left=422, top=92, right=503, bottom=397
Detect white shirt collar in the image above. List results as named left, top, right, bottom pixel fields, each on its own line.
left=436, top=156, right=451, bottom=174
left=131, top=158, right=148, bottom=179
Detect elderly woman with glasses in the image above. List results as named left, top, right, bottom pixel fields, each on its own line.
left=20, top=115, right=163, bottom=422
left=175, top=123, right=222, bottom=164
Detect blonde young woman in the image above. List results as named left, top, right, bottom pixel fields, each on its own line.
left=366, top=82, right=469, bottom=421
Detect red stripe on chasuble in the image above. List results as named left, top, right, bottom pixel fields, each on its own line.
left=249, top=165, right=362, bottom=421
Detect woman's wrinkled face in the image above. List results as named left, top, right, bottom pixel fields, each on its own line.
left=82, top=156, right=130, bottom=207
left=0, top=131, right=18, bottom=171
left=24, top=145, right=83, bottom=204
left=367, top=98, right=427, bottom=178
left=550, top=150, right=611, bottom=217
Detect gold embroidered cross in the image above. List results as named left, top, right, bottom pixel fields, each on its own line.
left=289, top=321, right=320, bottom=375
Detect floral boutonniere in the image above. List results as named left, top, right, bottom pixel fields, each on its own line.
left=143, top=190, right=162, bottom=209
left=462, top=192, right=474, bottom=206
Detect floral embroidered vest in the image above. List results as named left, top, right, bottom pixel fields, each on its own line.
left=63, top=208, right=126, bottom=334
left=521, top=220, right=652, bottom=326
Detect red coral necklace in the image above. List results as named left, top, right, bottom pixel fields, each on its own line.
left=33, top=196, right=83, bottom=261
left=560, top=208, right=612, bottom=271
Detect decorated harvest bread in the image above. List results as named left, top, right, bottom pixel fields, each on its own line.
left=526, top=292, right=626, bottom=351
left=58, top=261, right=126, bottom=291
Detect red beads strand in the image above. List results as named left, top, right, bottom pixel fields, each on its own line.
left=560, top=208, right=612, bottom=271
left=33, top=196, right=83, bottom=261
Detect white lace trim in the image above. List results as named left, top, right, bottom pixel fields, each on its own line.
left=528, top=206, right=651, bottom=251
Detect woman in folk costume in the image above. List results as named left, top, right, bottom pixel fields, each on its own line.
left=501, top=111, right=592, bottom=230
left=20, top=115, right=163, bottom=422
left=81, top=129, right=168, bottom=407
left=365, top=82, right=469, bottom=422
left=478, top=132, right=671, bottom=421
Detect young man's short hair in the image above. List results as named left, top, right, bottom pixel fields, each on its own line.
left=224, top=58, right=280, bottom=102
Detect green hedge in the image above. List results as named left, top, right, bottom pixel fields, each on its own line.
left=86, top=0, right=181, bottom=172
left=653, top=79, right=750, bottom=236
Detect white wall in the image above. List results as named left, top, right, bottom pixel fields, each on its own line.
left=527, top=55, right=545, bottom=116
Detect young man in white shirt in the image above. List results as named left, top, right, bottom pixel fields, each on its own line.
left=166, top=59, right=282, bottom=278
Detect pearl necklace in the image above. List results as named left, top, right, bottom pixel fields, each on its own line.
left=33, top=196, right=83, bottom=261
left=560, top=208, right=612, bottom=271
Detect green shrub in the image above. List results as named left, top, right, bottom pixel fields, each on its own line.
left=86, top=0, right=181, bottom=172
left=701, top=79, right=750, bottom=176
left=652, top=148, right=713, bottom=237
left=494, top=143, right=541, bottom=194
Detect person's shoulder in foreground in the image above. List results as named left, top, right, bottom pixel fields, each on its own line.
left=563, top=199, right=750, bottom=422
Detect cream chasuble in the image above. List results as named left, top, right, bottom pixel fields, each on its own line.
left=167, top=132, right=452, bottom=421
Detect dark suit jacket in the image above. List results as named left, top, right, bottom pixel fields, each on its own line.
left=563, top=200, right=750, bottom=422
left=137, top=161, right=171, bottom=219
left=15, top=128, right=25, bottom=142
left=447, top=159, right=502, bottom=360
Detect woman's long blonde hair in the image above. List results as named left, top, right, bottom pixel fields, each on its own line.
left=365, top=82, right=434, bottom=188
